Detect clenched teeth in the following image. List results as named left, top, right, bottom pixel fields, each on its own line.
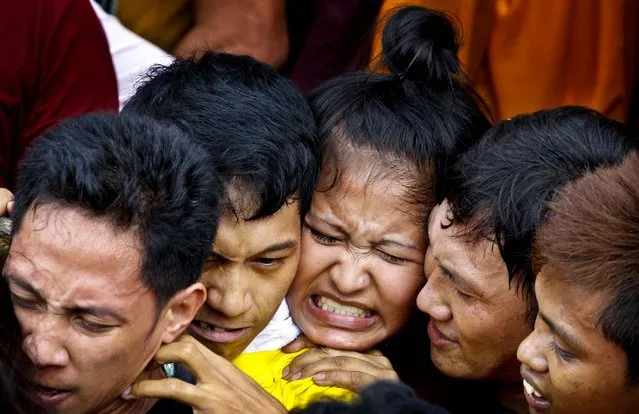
left=523, top=379, right=543, bottom=398
left=317, top=296, right=372, bottom=318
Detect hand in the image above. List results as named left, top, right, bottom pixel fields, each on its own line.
left=281, top=334, right=317, bottom=353
left=281, top=348, right=400, bottom=392
left=173, top=0, right=289, bottom=68
left=123, top=335, right=286, bottom=414
left=0, top=188, right=14, bottom=216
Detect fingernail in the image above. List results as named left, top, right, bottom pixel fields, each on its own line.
left=7, top=201, right=13, bottom=213
left=282, top=367, right=289, bottom=378
left=290, top=372, right=301, bottom=381
left=121, top=386, right=132, bottom=399
left=313, top=373, right=326, bottom=381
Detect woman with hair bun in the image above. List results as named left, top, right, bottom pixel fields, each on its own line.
left=278, top=4, right=490, bottom=397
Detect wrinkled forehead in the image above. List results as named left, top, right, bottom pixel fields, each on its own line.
left=5, top=205, right=148, bottom=309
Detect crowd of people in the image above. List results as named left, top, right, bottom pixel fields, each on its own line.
left=0, top=2, right=637, bottom=414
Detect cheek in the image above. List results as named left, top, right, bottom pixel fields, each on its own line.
left=12, top=307, right=34, bottom=332
left=374, top=264, right=424, bottom=326
left=549, top=355, right=631, bottom=410
left=456, top=302, right=528, bottom=361
left=291, top=234, right=335, bottom=295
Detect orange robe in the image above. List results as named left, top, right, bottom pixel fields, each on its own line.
left=371, top=0, right=638, bottom=121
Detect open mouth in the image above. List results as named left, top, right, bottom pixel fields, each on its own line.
left=523, top=379, right=551, bottom=411
left=188, top=320, right=250, bottom=344
left=34, top=384, right=71, bottom=406
left=307, top=295, right=378, bottom=330
left=312, top=295, right=373, bottom=318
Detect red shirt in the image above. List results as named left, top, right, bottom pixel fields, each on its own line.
left=0, top=0, right=119, bottom=189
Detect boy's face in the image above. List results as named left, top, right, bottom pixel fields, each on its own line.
left=189, top=201, right=301, bottom=360
left=517, top=269, right=639, bottom=414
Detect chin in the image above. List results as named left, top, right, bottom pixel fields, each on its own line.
left=306, top=326, right=380, bottom=351
left=430, top=347, right=472, bottom=380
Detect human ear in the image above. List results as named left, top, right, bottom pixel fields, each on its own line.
left=160, top=282, right=206, bottom=344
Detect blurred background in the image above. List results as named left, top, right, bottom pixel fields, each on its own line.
left=95, top=0, right=639, bottom=130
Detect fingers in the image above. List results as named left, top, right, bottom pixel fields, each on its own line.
left=125, top=378, right=208, bottom=410
left=281, top=334, right=316, bottom=353
left=152, top=336, right=221, bottom=382
left=282, top=348, right=391, bottom=380
left=0, top=188, right=14, bottom=216
left=312, top=370, right=396, bottom=392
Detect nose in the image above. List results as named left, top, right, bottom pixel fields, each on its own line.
left=517, top=330, right=548, bottom=373
left=416, top=274, right=452, bottom=322
left=329, top=255, right=371, bottom=295
left=23, top=319, right=70, bottom=368
left=206, top=268, right=253, bottom=318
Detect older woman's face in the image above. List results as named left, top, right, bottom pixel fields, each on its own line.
left=517, top=269, right=639, bottom=414
left=287, top=168, right=427, bottom=350
left=417, top=200, right=530, bottom=381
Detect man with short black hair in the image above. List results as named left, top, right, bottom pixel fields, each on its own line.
left=3, top=113, right=221, bottom=414
left=123, top=52, right=324, bottom=409
left=125, top=52, right=320, bottom=362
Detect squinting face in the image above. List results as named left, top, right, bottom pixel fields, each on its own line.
left=189, top=202, right=301, bottom=360
left=517, top=269, right=639, bottom=414
left=287, top=169, right=426, bottom=350
left=4, top=206, right=169, bottom=414
left=418, top=200, right=530, bottom=381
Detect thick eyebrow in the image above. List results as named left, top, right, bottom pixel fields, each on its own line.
left=540, top=312, right=583, bottom=353
left=439, top=262, right=482, bottom=294
left=4, top=273, right=46, bottom=301
left=306, top=213, right=347, bottom=235
left=253, top=240, right=297, bottom=256
left=378, top=239, right=418, bottom=251
left=5, top=273, right=126, bottom=324
left=67, top=305, right=127, bottom=324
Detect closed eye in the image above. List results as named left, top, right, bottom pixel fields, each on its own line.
left=308, top=227, right=339, bottom=245
left=10, top=292, right=39, bottom=310
left=440, top=266, right=472, bottom=299
left=75, top=317, right=114, bottom=333
left=551, top=341, right=576, bottom=362
left=377, top=250, right=407, bottom=265
left=254, top=257, right=284, bottom=266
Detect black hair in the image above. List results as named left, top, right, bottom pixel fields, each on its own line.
left=292, top=381, right=450, bottom=414
left=123, top=52, right=321, bottom=220
left=309, top=5, right=490, bottom=220
left=11, top=113, right=222, bottom=307
left=447, top=106, right=639, bottom=320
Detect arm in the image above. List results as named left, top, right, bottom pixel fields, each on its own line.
left=173, top=0, right=289, bottom=68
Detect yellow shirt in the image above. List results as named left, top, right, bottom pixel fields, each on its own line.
left=233, top=349, right=355, bottom=410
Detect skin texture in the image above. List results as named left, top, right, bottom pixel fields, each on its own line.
left=189, top=201, right=301, bottom=361
left=418, top=200, right=530, bottom=382
left=174, top=0, right=288, bottom=68
left=287, top=167, right=426, bottom=351
left=3, top=205, right=205, bottom=414
left=518, top=269, right=639, bottom=414
left=0, top=188, right=13, bottom=216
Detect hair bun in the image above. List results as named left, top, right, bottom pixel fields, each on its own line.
left=382, top=6, right=461, bottom=85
